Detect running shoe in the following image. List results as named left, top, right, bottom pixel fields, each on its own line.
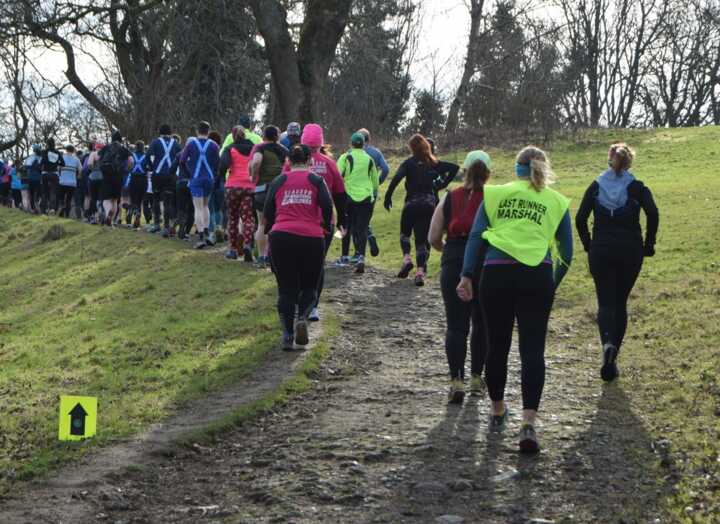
left=194, top=235, right=206, bottom=250
left=397, top=260, right=414, bottom=279
left=243, top=248, right=254, bottom=263
left=161, top=227, right=171, bottom=238
left=368, top=235, right=380, bottom=257
left=225, top=249, right=238, bottom=260
left=295, top=319, right=309, bottom=346
left=308, top=308, right=320, bottom=322
left=349, top=254, right=361, bottom=265
left=333, top=256, right=350, bottom=267
left=148, top=224, right=161, bottom=233
left=488, top=409, right=509, bottom=432
left=601, top=344, right=619, bottom=382
left=355, top=256, right=365, bottom=274
left=470, top=375, right=486, bottom=396
left=133, top=216, right=141, bottom=229
left=281, top=334, right=295, bottom=352
left=255, top=255, right=270, bottom=268
left=519, top=424, right=540, bottom=454
left=414, top=271, right=425, bottom=287
left=205, top=235, right=215, bottom=247
left=448, top=379, right=465, bottom=405
left=208, top=232, right=216, bottom=245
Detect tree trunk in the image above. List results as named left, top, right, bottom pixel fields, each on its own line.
left=445, top=0, right=484, bottom=134
left=250, top=0, right=352, bottom=125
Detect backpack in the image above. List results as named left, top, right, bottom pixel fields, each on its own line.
left=100, top=143, right=128, bottom=175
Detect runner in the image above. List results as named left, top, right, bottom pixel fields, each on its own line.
left=175, top=152, right=194, bottom=241
left=429, top=151, right=491, bottom=404
left=180, top=121, right=220, bottom=249
left=0, top=158, right=10, bottom=207
left=357, top=128, right=389, bottom=258
left=457, top=146, right=573, bottom=453
left=263, top=145, right=333, bottom=350
left=126, top=141, right=149, bottom=229
left=85, top=143, right=104, bottom=224
left=57, top=145, right=81, bottom=218
left=24, top=144, right=43, bottom=213
left=147, top=124, right=181, bottom=236
left=10, top=159, right=25, bottom=209
left=99, top=131, right=132, bottom=227
left=298, top=123, right=346, bottom=321
left=249, top=125, right=289, bottom=265
left=336, top=133, right=379, bottom=274
left=279, top=122, right=301, bottom=150
left=222, top=115, right=262, bottom=151
left=218, top=126, right=256, bottom=261
left=40, top=138, right=65, bottom=215
left=14, top=157, right=30, bottom=211
left=208, top=131, right=226, bottom=245
left=575, top=143, right=659, bottom=382
left=384, top=134, right=459, bottom=286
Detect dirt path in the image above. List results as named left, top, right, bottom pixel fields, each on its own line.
left=0, top=267, right=670, bottom=523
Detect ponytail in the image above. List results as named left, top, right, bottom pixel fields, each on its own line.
left=517, top=146, right=555, bottom=192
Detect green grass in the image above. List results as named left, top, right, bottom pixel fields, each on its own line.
left=349, top=126, right=720, bottom=522
left=0, top=213, right=280, bottom=494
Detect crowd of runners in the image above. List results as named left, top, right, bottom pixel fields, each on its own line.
left=0, top=118, right=659, bottom=454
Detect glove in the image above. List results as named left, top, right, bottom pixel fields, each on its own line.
left=384, top=197, right=392, bottom=212
left=643, top=243, right=655, bottom=257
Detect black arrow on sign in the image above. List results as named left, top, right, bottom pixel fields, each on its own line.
left=69, top=403, right=88, bottom=436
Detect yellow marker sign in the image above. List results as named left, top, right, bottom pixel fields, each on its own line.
left=58, top=395, right=97, bottom=441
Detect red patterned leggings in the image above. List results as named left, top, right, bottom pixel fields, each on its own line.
left=226, top=187, right=255, bottom=252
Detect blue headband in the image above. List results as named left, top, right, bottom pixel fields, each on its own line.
left=515, top=163, right=531, bottom=177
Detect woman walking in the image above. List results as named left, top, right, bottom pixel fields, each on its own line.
left=457, top=146, right=573, bottom=453
left=385, top=134, right=459, bottom=286
left=429, top=151, right=491, bottom=404
left=575, top=143, right=659, bottom=382
left=263, top=145, right=333, bottom=350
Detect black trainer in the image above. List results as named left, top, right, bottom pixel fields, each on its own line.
left=368, top=235, right=380, bottom=257
left=397, top=260, right=414, bottom=279
left=601, top=344, right=619, bottom=382
left=488, top=409, right=509, bottom=432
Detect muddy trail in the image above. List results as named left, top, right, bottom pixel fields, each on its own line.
left=0, top=267, right=670, bottom=523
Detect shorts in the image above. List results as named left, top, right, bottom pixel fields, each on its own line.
left=100, top=166, right=123, bottom=201
left=253, top=185, right=268, bottom=212
left=189, top=178, right=213, bottom=198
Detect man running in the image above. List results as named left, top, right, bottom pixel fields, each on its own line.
left=57, top=145, right=81, bottom=218
left=126, top=141, right=149, bottom=229
left=40, top=138, right=65, bottom=215
left=180, top=121, right=221, bottom=249
left=99, top=131, right=132, bottom=226
left=280, top=122, right=302, bottom=150
left=24, top=144, right=43, bottom=213
left=337, top=132, right=379, bottom=274
left=147, top=124, right=182, bottom=236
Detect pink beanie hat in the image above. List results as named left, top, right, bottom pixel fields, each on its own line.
left=301, top=123, right=324, bottom=148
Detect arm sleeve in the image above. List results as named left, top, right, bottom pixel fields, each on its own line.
left=461, top=202, right=490, bottom=278
left=554, top=210, right=574, bottom=288
left=377, top=151, right=390, bottom=184
left=575, top=182, right=596, bottom=252
left=641, top=185, right=659, bottom=248
left=385, top=160, right=407, bottom=203
left=432, top=161, right=460, bottom=192
left=333, top=192, right=348, bottom=228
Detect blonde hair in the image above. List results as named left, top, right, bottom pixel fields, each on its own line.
left=516, top=146, right=555, bottom=192
left=608, top=143, right=635, bottom=170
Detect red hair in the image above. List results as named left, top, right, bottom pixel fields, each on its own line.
left=408, top=134, right=437, bottom=166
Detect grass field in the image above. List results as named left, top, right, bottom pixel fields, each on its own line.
left=336, top=126, right=719, bottom=521
left=1, top=127, right=718, bottom=520
left=0, top=213, right=280, bottom=494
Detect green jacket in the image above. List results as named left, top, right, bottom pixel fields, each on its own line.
left=222, top=131, right=261, bottom=153
left=337, top=148, right=379, bottom=203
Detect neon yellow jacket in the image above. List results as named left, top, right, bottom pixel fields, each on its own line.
left=337, top=148, right=379, bottom=203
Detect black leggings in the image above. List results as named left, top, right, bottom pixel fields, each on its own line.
left=440, top=243, right=487, bottom=380
left=41, top=173, right=59, bottom=213
left=344, top=199, right=373, bottom=258
left=87, top=179, right=102, bottom=218
left=175, top=179, right=194, bottom=236
left=28, top=180, right=41, bottom=211
left=480, top=264, right=555, bottom=411
left=400, top=199, right=435, bottom=270
left=127, top=175, right=148, bottom=223
left=152, top=174, right=176, bottom=229
left=57, top=185, right=75, bottom=217
left=269, top=232, right=325, bottom=335
left=589, top=245, right=643, bottom=351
